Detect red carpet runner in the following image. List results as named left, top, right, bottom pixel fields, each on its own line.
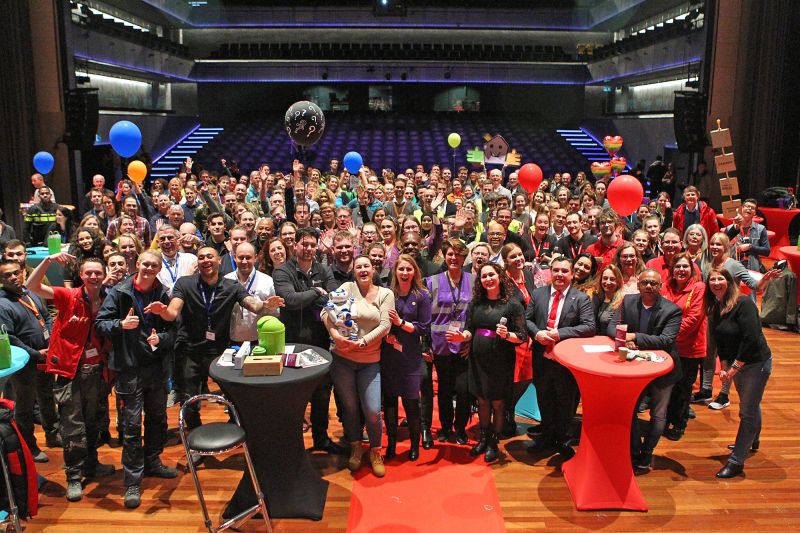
left=346, top=440, right=506, bottom=532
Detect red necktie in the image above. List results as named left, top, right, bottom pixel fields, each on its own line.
left=545, top=290, right=561, bottom=357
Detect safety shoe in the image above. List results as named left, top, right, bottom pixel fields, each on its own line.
left=124, top=484, right=141, bottom=509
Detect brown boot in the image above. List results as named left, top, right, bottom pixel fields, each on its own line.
left=369, top=448, right=385, bottom=477
left=348, top=442, right=364, bottom=472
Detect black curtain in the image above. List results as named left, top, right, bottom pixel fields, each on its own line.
left=0, top=0, right=38, bottom=233
left=731, top=0, right=800, bottom=196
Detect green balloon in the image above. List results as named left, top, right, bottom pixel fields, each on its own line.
left=448, top=132, right=461, bottom=148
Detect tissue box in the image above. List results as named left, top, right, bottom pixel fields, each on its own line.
left=242, top=354, right=284, bottom=376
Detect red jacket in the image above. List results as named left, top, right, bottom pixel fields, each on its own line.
left=47, top=287, right=108, bottom=379
left=662, top=279, right=707, bottom=358
left=586, top=237, right=623, bottom=270
left=672, top=201, right=719, bottom=239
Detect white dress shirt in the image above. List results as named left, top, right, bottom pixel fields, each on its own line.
left=225, top=269, right=278, bottom=343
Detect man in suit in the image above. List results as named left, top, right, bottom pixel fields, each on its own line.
left=525, top=256, right=595, bottom=458
left=607, top=268, right=682, bottom=471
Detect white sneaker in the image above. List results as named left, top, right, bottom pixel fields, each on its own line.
left=708, top=395, right=730, bottom=410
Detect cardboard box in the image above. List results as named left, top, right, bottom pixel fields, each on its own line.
left=242, top=355, right=284, bottom=376
left=719, top=177, right=740, bottom=196
left=722, top=199, right=742, bottom=219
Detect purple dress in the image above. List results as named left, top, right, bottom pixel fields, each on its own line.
left=380, top=288, right=432, bottom=398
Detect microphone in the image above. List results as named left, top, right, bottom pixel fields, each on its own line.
left=499, top=317, right=507, bottom=326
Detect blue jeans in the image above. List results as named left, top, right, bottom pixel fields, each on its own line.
left=729, top=357, right=771, bottom=465
left=330, top=355, right=382, bottom=448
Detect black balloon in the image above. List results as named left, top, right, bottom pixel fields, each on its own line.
left=284, top=101, right=326, bottom=146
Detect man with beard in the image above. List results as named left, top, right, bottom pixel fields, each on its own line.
left=26, top=253, right=116, bottom=501
left=525, top=256, right=595, bottom=459
left=586, top=208, right=624, bottom=270
left=108, top=195, right=152, bottom=246
left=480, top=208, right=533, bottom=257
left=95, top=250, right=178, bottom=508
left=0, top=259, right=60, bottom=462
left=23, top=186, right=60, bottom=246
left=331, top=231, right=357, bottom=284
left=557, top=212, right=598, bottom=262
left=273, top=228, right=343, bottom=454
left=203, top=212, right=228, bottom=255
left=143, top=247, right=284, bottom=434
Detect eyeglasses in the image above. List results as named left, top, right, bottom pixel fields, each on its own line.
left=638, top=279, right=660, bottom=287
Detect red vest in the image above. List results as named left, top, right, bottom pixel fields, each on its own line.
left=47, top=287, right=108, bottom=379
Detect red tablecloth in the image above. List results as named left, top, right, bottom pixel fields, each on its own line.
left=779, top=246, right=800, bottom=300
left=716, top=214, right=763, bottom=226
left=554, top=336, right=673, bottom=512
left=760, top=207, right=800, bottom=259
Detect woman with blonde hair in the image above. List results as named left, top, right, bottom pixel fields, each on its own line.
left=592, top=264, right=624, bottom=334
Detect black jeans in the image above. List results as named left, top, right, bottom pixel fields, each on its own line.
left=53, top=364, right=103, bottom=482
left=182, top=353, right=216, bottom=429
left=433, top=353, right=470, bottom=431
left=116, top=365, right=169, bottom=487
left=667, top=357, right=703, bottom=431
left=310, top=375, right=335, bottom=444
left=10, top=364, right=59, bottom=453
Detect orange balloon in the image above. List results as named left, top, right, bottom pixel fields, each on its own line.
left=127, top=160, right=147, bottom=184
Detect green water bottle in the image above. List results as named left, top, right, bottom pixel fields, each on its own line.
left=0, top=324, right=12, bottom=370
left=47, top=231, right=62, bottom=255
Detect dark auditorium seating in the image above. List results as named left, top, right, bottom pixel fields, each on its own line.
left=190, top=113, right=592, bottom=178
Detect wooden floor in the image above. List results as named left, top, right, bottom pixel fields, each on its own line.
left=22, top=327, right=800, bottom=532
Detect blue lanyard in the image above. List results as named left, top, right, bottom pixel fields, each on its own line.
left=229, top=254, right=237, bottom=272
left=133, top=288, right=154, bottom=329
left=245, top=271, right=256, bottom=294
left=162, top=256, right=179, bottom=283
left=198, top=280, right=216, bottom=331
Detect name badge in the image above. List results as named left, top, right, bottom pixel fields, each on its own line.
left=206, top=331, right=216, bottom=341
left=85, top=348, right=99, bottom=358
left=43, top=329, right=50, bottom=341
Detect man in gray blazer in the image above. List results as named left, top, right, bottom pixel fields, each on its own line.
left=525, top=256, right=595, bottom=458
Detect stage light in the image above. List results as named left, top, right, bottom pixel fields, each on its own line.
left=373, top=0, right=406, bottom=17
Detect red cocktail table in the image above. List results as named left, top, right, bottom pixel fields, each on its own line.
left=554, top=336, right=673, bottom=512
left=760, top=207, right=800, bottom=259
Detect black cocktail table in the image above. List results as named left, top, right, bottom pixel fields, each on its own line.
left=209, top=344, right=331, bottom=520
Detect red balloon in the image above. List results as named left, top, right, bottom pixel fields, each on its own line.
left=607, top=174, right=644, bottom=217
left=518, top=163, right=543, bottom=194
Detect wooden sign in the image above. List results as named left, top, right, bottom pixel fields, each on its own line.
left=719, top=177, right=740, bottom=196
left=715, top=153, right=736, bottom=174
left=710, top=128, right=733, bottom=149
left=722, top=199, right=742, bottom=220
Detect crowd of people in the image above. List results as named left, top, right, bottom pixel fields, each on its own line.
left=0, top=155, right=776, bottom=509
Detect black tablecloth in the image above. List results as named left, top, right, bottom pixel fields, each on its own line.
left=209, top=344, right=331, bottom=520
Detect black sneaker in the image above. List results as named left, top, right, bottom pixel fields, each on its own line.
left=124, top=484, right=141, bottom=509
left=144, top=462, right=179, bottom=479
left=663, top=427, right=684, bottom=441
left=690, top=389, right=713, bottom=404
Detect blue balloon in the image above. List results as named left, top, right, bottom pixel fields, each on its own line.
left=109, top=120, right=142, bottom=158
left=343, top=151, right=363, bottom=174
left=33, top=151, right=55, bottom=174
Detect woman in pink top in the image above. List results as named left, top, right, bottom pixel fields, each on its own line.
left=322, top=255, right=394, bottom=477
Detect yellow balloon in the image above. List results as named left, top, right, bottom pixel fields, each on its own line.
left=128, top=160, right=147, bottom=184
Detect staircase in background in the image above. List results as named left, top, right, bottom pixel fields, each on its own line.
left=151, top=127, right=224, bottom=179
left=555, top=128, right=616, bottom=164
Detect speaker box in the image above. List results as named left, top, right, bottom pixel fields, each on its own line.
left=63, top=88, right=99, bottom=150
left=673, top=91, right=708, bottom=153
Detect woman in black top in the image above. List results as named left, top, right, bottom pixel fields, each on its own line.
left=705, top=267, right=772, bottom=478
left=447, top=263, right=527, bottom=462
